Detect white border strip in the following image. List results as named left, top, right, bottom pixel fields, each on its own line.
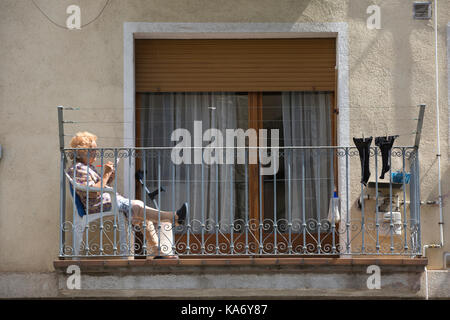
left=448, top=23, right=450, bottom=156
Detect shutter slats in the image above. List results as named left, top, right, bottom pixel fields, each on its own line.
left=135, top=39, right=336, bottom=92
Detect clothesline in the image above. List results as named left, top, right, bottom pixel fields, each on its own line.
left=137, top=178, right=340, bottom=183
left=62, top=119, right=420, bottom=125
left=58, top=105, right=424, bottom=111
left=63, top=133, right=417, bottom=142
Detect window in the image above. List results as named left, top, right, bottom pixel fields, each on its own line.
left=135, top=39, right=337, bottom=255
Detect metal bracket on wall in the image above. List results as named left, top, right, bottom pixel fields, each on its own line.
left=414, top=104, right=426, bottom=150
left=57, top=106, right=65, bottom=151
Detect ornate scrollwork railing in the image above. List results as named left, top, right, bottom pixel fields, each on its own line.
left=59, top=146, right=421, bottom=258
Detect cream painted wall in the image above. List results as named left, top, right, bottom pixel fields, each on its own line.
left=0, top=0, right=448, bottom=272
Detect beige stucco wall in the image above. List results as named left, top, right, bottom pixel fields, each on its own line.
left=0, top=0, right=448, bottom=272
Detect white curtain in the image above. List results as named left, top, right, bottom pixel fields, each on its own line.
left=140, top=91, right=334, bottom=233
left=140, top=93, right=246, bottom=232
left=282, top=92, right=334, bottom=225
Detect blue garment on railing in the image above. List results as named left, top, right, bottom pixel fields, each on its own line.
left=391, top=171, right=410, bottom=184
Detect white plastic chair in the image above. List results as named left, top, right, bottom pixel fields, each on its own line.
left=65, top=172, right=132, bottom=258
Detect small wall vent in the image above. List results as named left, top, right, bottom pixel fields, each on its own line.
left=413, top=2, right=432, bottom=20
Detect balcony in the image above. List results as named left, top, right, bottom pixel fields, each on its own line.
left=58, top=145, right=422, bottom=259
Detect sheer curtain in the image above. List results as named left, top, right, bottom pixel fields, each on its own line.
left=140, top=91, right=333, bottom=232
left=282, top=92, right=333, bottom=224
left=140, top=92, right=245, bottom=232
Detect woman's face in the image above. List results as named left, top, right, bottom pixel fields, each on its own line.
left=88, top=140, right=98, bottom=165
left=79, top=140, right=97, bottom=165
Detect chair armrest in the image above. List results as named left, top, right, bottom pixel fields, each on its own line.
left=65, top=172, right=115, bottom=194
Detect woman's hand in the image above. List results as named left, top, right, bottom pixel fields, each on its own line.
left=89, top=161, right=115, bottom=194
left=107, top=170, right=115, bottom=184
left=99, top=162, right=115, bottom=187
left=103, top=161, right=115, bottom=175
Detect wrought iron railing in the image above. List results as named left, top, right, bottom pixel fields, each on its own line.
left=58, top=146, right=421, bottom=258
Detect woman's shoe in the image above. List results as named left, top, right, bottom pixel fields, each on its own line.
left=176, top=202, right=188, bottom=225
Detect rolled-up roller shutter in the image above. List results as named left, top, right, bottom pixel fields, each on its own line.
left=135, top=38, right=336, bottom=92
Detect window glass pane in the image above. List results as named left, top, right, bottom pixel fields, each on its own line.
left=262, top=92, right=334, bottom=233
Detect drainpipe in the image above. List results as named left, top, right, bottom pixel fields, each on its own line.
left=432, top=0, right=445, bottom=250
left=433, top=0, right=445, bottom=248
left=422, top=0, right=446, bottom=300
left=423, top=0, right=445, bottom=255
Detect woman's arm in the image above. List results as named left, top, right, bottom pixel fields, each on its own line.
left=87, top=163, right=114, bottom=197
left=75, top=163, right=113, bottom=198
left=86, top=173, right=112, bottom=198
left=70, top=162, right=115, bottom=198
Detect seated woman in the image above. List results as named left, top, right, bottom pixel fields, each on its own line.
left=67, top=131, right=187, bottom=259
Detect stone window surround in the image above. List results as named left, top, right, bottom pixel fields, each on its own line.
left=122, top=23, right=350, bottom=252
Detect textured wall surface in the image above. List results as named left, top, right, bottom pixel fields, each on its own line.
left=0, top=0, right=449, bottom=275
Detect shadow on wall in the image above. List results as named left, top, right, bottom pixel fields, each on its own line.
left=347, top=1, right=431, bottom=146
left=116, top=0, right=313, bottom=23
left=417, top=163, right=448, bottom=259
left=430, top=166, right=450, bottom=208
left=31, top=0, right=111, bottom=26
left=441, top=167, right=450, bottom=210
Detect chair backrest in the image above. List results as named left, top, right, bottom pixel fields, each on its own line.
left=67, top=177, right=87, bottom=218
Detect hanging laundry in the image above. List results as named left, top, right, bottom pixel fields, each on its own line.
left=353, top=136, right=373, bottom=186
left=375, top=135, right=398, bottom=179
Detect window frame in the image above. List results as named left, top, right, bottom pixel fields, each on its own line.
left=124, top=23, right=350, bottom=256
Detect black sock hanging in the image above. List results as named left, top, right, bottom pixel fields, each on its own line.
left=375, top=135, right=398, bottom=179
left=353, top=137, right=373, bottom=186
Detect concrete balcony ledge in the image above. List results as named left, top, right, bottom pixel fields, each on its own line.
left=2, top=257, right=444, bottom=299
left=48, top=257, right=431, bottom=299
